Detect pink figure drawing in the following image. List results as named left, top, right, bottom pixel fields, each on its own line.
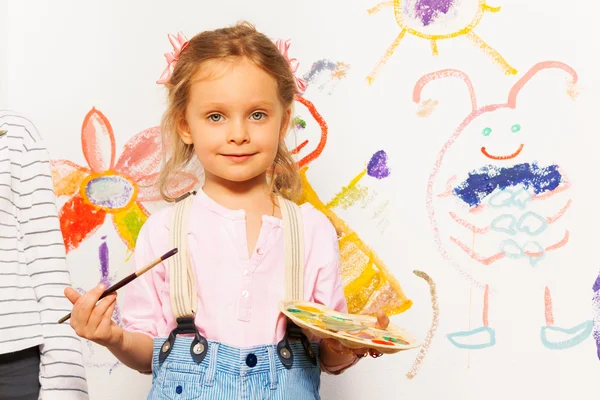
left=416, top=61, right=593, bottom=351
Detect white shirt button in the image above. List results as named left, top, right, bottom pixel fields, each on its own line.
left=241, top=290, right=249, bottom=298
left=243, top=270, right=250, bottom=276
left=256, top=247, right=264, bottom=255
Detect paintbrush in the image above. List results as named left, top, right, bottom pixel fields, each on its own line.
left=58, top=248, right=178, bottom=324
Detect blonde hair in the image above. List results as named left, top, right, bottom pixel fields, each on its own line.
left=158, top=21, right=302, bottom=203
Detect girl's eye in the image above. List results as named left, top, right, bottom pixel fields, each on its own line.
left=208, top=114, right=223, bottom=122
left=250, top=112, right=266, bottom=121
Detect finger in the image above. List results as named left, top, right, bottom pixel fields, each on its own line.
left=376, top=310, right=390, bottom=329
left=96, top=298, right=118, bottom=335
left=86, top=294, right=117, bottom=332
left=64, top=287, right=81, bottom=305
left=352, top=348, right=370, bottom=357
left=301, top=328, right=315, bottom=341
left=369, top=349, right=383, bottom=358
left=323, top=339, right=350, bottom=354
left=74, top=284, right=106, bottom=326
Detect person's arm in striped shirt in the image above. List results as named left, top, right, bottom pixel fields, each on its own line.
left=19, top=133, right=89, bottom=399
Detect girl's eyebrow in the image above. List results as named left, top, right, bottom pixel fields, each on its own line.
left=196, top=100, right=277, bottom=110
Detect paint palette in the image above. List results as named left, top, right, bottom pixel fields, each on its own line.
left=280, top=300, right=419, bottom=354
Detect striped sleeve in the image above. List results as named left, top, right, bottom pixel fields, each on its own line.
left=19, top=134, right=89, bottom=399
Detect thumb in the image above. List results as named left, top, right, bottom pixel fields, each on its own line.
left=64, top=287, right=81, bottom=305
left=376, top=310, right=389, bottom=329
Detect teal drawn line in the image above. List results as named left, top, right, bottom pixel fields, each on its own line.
left=540, top=321, right=593, bottom=350
left=499, top=239, right=545, bottom=266
left=490, top=211, right=548, bottom=236
left=489, top=188, right=532, bottom=209
left=516, top=212, right=548, bottom=236
left=490, top=214, right=517, bottom=235
left=447, top=326, right=496, bottom=349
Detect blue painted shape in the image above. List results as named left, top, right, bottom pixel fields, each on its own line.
left=454, top=163, right=562, bottom=207
left=447, top=326, right=496, bottom=349
left=540, top=321, right=594, bottom=350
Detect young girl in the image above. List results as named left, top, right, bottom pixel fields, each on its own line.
left=65, top=21, right=388, bottom=399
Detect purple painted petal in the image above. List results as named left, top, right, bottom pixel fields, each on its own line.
left=367, top=150, right=391, bottom=179
left=415, top=0, right=455, bottom=26
left=593, top=273, right=600, bottom=292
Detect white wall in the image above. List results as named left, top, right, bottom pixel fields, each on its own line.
left=0, top=0, right=8, bottom=108
left=4, top=1, right=600, bottom=399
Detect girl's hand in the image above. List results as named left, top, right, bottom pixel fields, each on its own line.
left=64, top=284, right=123, bottom=348
left=320, top=310, right=390, bottom=359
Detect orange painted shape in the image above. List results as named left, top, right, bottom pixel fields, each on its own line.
left=51, top=160, right=90, bottom=197
left=59, top=194, right=106, bottom=252
left=481, top=144, right=524, bottom=160
left=295, top=96, right=328, bottom=168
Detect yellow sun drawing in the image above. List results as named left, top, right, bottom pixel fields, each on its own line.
left=367, top=0, right=517, bottom=83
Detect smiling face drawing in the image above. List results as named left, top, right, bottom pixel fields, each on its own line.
left=285, top=96, right=328, bottom=169
left=416, top=63, right=598, bottom=353
left=289, top=91, right=412, bottom=317
left=282, top=57, right=411, bottom=317
left=479, top=123, right=524, bottom=160
left=414, top=61, right=578, bottom=288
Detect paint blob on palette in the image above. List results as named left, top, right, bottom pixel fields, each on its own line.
left=280, top=301, right=419, bottom=354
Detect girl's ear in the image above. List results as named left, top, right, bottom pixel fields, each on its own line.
left=178, top=117, right=194, bottom=145
left=279, top=106, right=292, bottom=141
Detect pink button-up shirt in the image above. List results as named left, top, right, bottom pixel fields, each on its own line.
left=122, top=190, right=347, bottom=348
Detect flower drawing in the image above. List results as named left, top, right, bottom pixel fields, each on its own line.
left=51, top=108, right=198, bottom=253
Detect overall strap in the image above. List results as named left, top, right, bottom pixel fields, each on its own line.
left=279, top=196, right=305, bottom=301
left=159, top=191, right=208, bottom=364
left=168, top=191, right=198, bottom=319
left=277, top=197, right=316, bottom=368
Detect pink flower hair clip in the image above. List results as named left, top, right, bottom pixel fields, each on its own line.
left=156, top=31, right=189, bottom=85
left=275, top=39, right=307, bottom=96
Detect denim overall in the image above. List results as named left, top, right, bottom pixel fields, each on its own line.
left=147, top=192, right=321, bottom=400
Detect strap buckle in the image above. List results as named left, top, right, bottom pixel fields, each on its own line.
left=158, top=316, right=208, bottom=364
left=276, top=319, right=317, bottom=369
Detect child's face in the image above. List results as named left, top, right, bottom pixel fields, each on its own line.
left=179, top=57, right=291, bottom=186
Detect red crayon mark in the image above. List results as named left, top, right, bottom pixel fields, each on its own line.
left=372, top=339, right=395, bottom=346
left=291, top=140, right=309, bottom=155
left=437, top=175, right=457, bottom=198
left=481, top=144, right=524, bottom=160
left=449, top=212, right=490, bottom=234
left=294, top=96, right=328, bottom=168
left=483, top=285, right=490, bottom=327
left=544, top=230, right=569, bottom=251
left=545, top=286, right=554, bottom=326
left=450, top=236, right=505, bottom=265
left=546, top=200, right=572, bottom=223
